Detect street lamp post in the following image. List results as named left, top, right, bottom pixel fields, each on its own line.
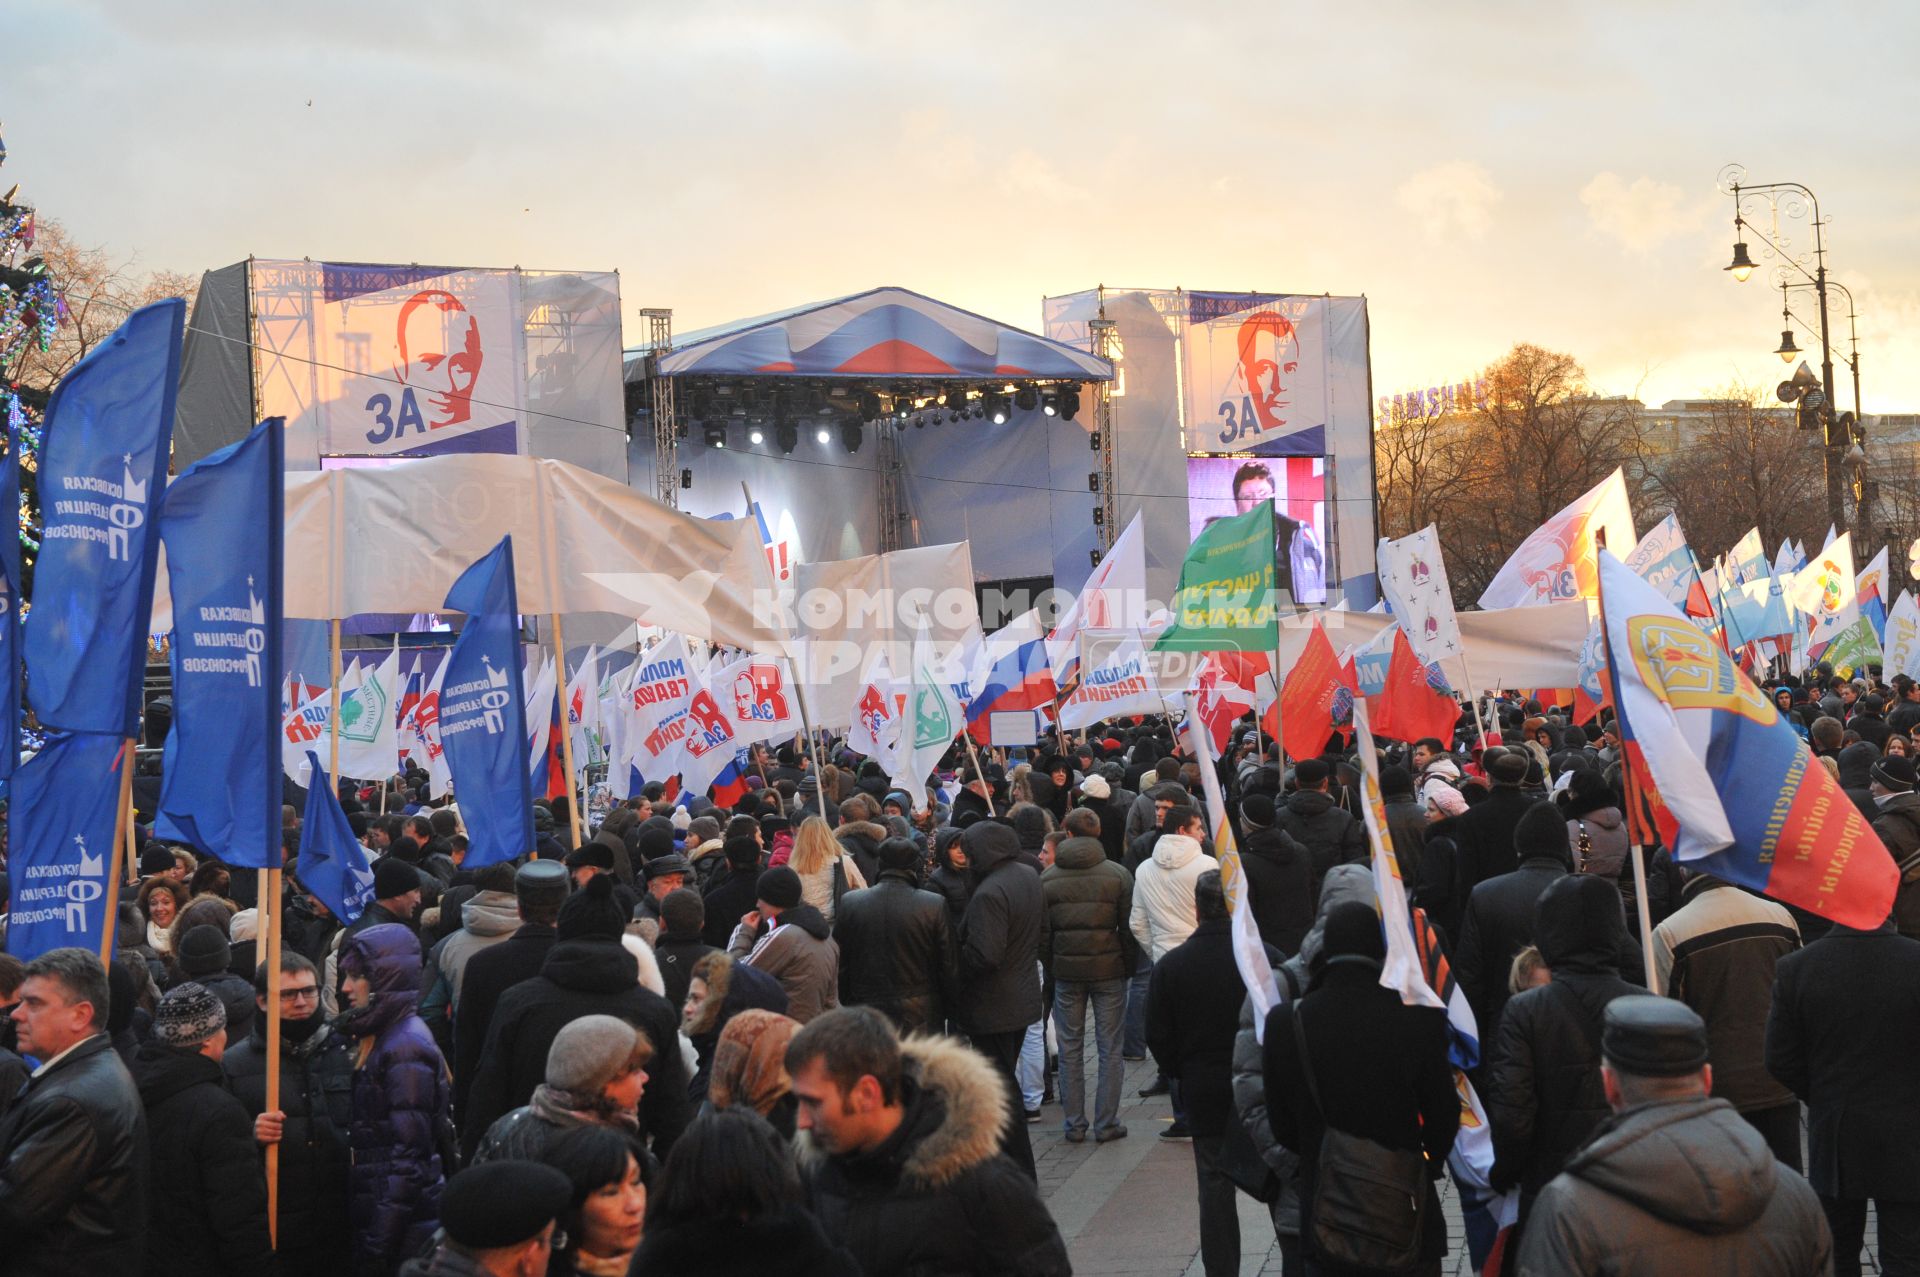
left=1720, top=166, right=1847, bottom=535
left=1774, top=274, right=1869, bottom=541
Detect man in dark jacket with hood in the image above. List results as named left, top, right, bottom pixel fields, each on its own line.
left=1768, top=914, right=1920, bottom=1273
left=835, top=837, right=956, bottom=1035
left=134, top=982, right=274, bottom=1276
left=1148, top=871, right=1284, bottom=1276
left=1518, top=996, right=1831, bottom=1275
left=652, top=888, right=717, bottom=1013
left=461, top=875, right=690, bottom=1159
left=451, top=859, right=567, bottom=1120
left=956, top=818, right=1048, bottom=1178
left=700, top=836, right=767, bottom=949
left=834, top=802, right=889, bottom=883
left=1450, top=748, right=1539, bottom=898
left=1487, top=874, right=1644, bottom=1227
left=0, top=949, right=149, bottom=1276
left=1270, top=758, right=1365, bottom=903
left=1836, top=739, right=1882, bottom=825
left=789, top=1008, right=1070, bottom=1276
left=1237, top=793, right=1315, bottom=956
left=1040, top=815, right=1134, bottom=1142
left=224, top=951, right=354, bottom=1277
left=1454, top=800, right=1574, bottom=1048
left=1379, top=763, right=1429, bottom=888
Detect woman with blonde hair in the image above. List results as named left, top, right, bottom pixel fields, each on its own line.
left=786, top=816, right=867, bottom=925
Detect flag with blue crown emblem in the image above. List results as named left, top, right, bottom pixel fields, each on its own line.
left=439, top=536, right=533, bottom=868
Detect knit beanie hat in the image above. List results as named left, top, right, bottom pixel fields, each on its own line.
left=140, top=845, right=176, bottom=878
left=1241, top=793, right=1276, bottom=829
left=1513, top=800, right=1574, bottom=865
left=755, top=866, right=803, bottom=910
left=154, top=981, right=226, bottom=1048
left=670, top=806, right=693, bottom=832
left=556, top=874, right=627, bottom=942
left=1080, top=774, right=1111, bottom=800
left=373, top=857, right=421, bottom=900
left=179, top=923, right=231, bottom=977
left=1421, top=779, right=1467, bottom=818
left=544, top=1014, right=649, bottom=1096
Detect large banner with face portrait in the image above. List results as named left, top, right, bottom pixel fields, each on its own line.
left=246, top=261, right=627, bottom=477
left=1186, top=454, right=1329, bottom=605
left=1184, top=293, right=1333, bottom=457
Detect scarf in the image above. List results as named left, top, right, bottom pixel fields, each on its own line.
left=529, top=1082, right=640, bottom=1135
left=147, top=920, right=173, bottom=955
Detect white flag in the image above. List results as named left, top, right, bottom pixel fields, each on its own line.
left=525, top=654, right=558, bottom=788
left=710, top=651, right=805, bottom=749
left=1049, top=512, right=1147, bottom=684
left=1376, top=524, right=1463, bottom=667
left=402, top=656, right=452, bottom=796
left=1476, top=469, right=1634, bottom=609
left=1789, top=532, right=1860, bottom=651
left=566, top=644, right=601, bottom=767
left=1886, top=591, right=1920, bottom=682
left=890, top=627, right=967, bottom=812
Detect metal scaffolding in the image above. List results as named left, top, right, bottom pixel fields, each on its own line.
left=640, top=307, right=677, bottom=508
left=1090, top=314, right=1118, bottom=550
left=875, top=421, right=904, bottom=551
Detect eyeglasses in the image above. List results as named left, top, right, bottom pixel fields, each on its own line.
left=278, top=986, right=321, bottom=1003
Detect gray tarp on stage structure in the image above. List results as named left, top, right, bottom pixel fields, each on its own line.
left=173, top=262, right=254, bottom=470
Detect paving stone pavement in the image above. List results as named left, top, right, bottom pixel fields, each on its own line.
left=1034, top=1053, right=1881, bottom=1275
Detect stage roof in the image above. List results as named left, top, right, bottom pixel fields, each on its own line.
left=628, top=286, right=1113, bottom=381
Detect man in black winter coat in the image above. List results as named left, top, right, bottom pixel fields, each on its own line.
left=224, top=951, right=353, bottom=1277
left=652, top=888, right=717, bottom=1014
left=789, top=1008, right=1070, bottom=1276
left=1767, top=917, right=1920, bottom=1272
left=1270, top=758, right=1365, bottom=905
left=134, top=983, right=275, bottom=1276
left=0, top=949, right=149, bottom=1277
left=1147, top=871, right=1284, bottom=1277
left=1449, top=749, right=1538, bottom=899
left=1379, top=763, right=1429, bottom=889
left=1486, top=875, right=1644, bottom=1227
left=956, top=818, right=1049, bottom=1179
left=835, top=837, right=957, bottom=1036
left=1237, top=793, right=1315, bottom=956
left=1454, top=800, right=1572, bottom=1047
left=462, top=875, right=690, bottom=1159
left=451, top=859, right=567, bottom=1120
left=1040, top=817, right=1135, bottom=1143
left=700, top=837, right=767, bottom=949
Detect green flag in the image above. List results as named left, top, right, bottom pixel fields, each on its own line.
left=1825, top=613, right=1882, bottom=675
left=1154, top=500, right=1280, bottom=652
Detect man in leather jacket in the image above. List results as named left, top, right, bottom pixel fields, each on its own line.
left=0, top=947, right=150, bottom=1275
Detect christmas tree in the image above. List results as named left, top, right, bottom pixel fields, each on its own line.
left=0, top=125, right=61, bottom=592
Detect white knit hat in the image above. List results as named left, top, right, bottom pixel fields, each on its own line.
left=1080, top=774, right=1111, bottom=800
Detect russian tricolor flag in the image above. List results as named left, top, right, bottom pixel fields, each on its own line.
left=965, top=611, right=1057, bottom=745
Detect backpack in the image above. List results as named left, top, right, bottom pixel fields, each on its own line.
left=1292, top=1002, right=1429, bottom=1273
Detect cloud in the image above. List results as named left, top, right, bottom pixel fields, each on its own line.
left=1396, top=162, right=1503, bottom=241
left=1579, top=172, right=1714, bottom=253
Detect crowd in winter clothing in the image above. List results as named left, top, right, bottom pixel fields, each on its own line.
left=2, top=663, right=1917, bottom=1276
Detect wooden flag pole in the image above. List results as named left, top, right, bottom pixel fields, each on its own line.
left=1590, top=532, right=1661, bottom=993
left=1457, top=649, right=1493, bottom=751
left=740, top=480, right=833, bottom=824
left=99, top=737, right=136, bottom=966
left=551, top=613, right=585, bottom=851
left=328, top=619, right=343, bottom=787
left=263, top=862, right=283, bottom=1247
left=961, top=728, right=997, bottom=817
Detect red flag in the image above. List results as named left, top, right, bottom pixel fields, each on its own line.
left=1373, top=629, right=1461, bottom=746
left=1280, top=621, right=1356, bottom=762
left=1189, top=651, right=1265, bottom=755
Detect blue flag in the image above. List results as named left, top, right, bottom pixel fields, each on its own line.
left=153, top=420, right=284, bottom=868
left=439, top=536, right=532, bottom=868
left=27, top=298, right=183, bottom=736
left=296, top=751, right=374, bottom=923
left=0, top=410, right=22, bottom=783
left=6, top=733, right=126, bottom=960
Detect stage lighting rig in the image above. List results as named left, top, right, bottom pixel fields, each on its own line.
left=841, top=419, right=863, bottom=453
left=987, top=393, right=1009, bottom=425
left=704, top=422, right=727, bottom=449
left=1014, top=385, right=1039, bottom=413
left=858, top=390, right=882, bottom=423
left=748, top=425, right=765, bottom=445
left=1060, top=387, right=1082, bottom=421
left=816, top=426, right=832, bottom=444
left=776, top=421, right=798, bottom=454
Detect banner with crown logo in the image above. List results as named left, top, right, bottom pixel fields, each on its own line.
left=6, top=732, right=128, bottom=959
left=440, top=536, right=533, bottom=868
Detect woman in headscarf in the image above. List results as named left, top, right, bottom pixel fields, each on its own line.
left=705, top=1008, right=802, bottom=1138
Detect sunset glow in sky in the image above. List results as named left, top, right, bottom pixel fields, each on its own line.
left=9, top=2, right=1918, bottom=411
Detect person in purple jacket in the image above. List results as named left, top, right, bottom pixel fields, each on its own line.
left=339, top=923, right=450, bottom=1275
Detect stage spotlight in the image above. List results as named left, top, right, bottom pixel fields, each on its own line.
left=841, top=420, right=863, bottom=453
left=1089, top=549, right=1101, bottom=568
left=915, top=415, right=927, bottom=428
left=1088, top=429, right=1101, bottom=451
left=1088, top=472, right=1100, bottom=491
left=1014, top=385, right=1039, bottom=413
left=816, top=426, right=832, bottom=444
left=704, top=422, right=727, bottom=449
left=776, top=422, right=798, bottom=454
left=859, top=391, right=881, bottom=423
left=680, top=468, right=692, bottom=489
left=748, top=425, right=765, bottom=445
left=1060, top=388, right=1082, bottom=421
left=1092, top=507, right=1104, bottom=526
left=941, top=384, right=967, bottom=408
left=893, top=416, right=909, bottom=432
left=894, top=396, right=913, bottom=422
left=1042, top=391, right=1059, bottom=417
left=988, top=394, right=1009, bottom=425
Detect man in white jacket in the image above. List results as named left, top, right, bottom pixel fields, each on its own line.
left=1129, top=804, right=1217, bottom=1134
left=1130, top=805, right=1218, bottom=964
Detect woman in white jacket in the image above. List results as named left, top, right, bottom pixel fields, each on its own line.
left=1130, top=807, right=1218, bottom=962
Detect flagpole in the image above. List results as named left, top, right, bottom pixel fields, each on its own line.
left=1591, top=531, right=1661, bottom=993
left=961, top=728, right=997, bottom=817
left=741, top=480, right=833, bottom=826
left=99, top=737, right=136, bottom=965
left=1457, top=649, right=1493, bottom=751
left=551, top=613, right=584, bottom=851
left=263, top=861, right=283, bottom=1247
left=328, top=619, right=343, bottom=787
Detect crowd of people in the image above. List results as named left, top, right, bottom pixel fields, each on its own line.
left=0, top=657, right=1916, bottom=1275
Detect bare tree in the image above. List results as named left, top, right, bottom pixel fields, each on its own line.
left=8, top=218, right=196, bottom=395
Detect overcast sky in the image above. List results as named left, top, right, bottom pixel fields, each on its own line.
left=9, top=2, right=1919, bottom=411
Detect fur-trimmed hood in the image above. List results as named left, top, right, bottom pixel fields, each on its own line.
left=834, top=820, right=889, bottom=848
left=797, top=1033, right=1007, bottom=1190
left=685, top=949, right=788, bottom=1039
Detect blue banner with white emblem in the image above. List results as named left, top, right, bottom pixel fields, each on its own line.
left=154, top=419, right=284, bottom=868
left=439, top=536, right=532, bottom=867
left=6, top=732, right=126, bottom=960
